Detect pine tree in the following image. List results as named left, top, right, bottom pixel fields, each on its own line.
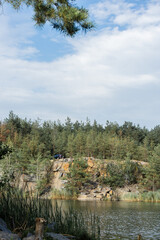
left=66, top=157, right=91, bottom=194
left=149, top=144, right=160, bottom=190
left=2, top=0, right=94, bottom=36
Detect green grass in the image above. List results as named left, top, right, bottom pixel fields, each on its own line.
left=122, top=190, right=160, bottom=202
left=51, top=188, right=77, bottom=200
left=0, top=185, right=100, bottom=240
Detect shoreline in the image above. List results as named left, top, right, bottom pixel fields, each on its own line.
left=49, top=191, right=160, bottom=203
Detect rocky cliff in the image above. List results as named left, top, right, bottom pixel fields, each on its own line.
left=14, top=158, right=144, bottom=201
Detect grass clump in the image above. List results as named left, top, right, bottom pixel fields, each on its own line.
left=0, top=185, right=100, bottom=240
left=53, top=203, right=100, bottom=240
left=122, top=190, right=160, bottom=202
left=0, top=186, right=54, bottom=232
left=51, top=188, right=76, bottom=200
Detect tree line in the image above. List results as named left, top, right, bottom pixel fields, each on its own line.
left=0, top=111, right=160, bottom=191
left=0, top=111, right=160, bottom=162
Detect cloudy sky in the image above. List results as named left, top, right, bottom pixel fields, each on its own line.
left=0, top=0, right=160, bottom=129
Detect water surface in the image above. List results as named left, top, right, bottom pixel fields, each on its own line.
left=52, top=200, right=160, bottom=240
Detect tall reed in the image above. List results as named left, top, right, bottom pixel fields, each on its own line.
left=0, top=186, right=100, bottom=240
left=51, top=188, right=75, bottom=200
left=122, top=190, right=160, bottom=202
left=0, top=186, right=54, bottom=231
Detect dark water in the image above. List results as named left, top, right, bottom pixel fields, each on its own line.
left=52, top=200, right=160, bottom=240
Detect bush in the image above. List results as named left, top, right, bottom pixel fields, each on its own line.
left=100, top=160, right=143, bottom=188
left=65, top=158, right=91, bottom=194
left=100, top=162, right=125, bottom=188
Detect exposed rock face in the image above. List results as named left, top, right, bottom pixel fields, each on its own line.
left=22, top=235, right=35, bottom=240
left=18, top=174, right=37, bottom=192
left=13, top=158, right=138, bottom=200
left=51, top=158, right=116, bottom=200
left=46, top=232, right=71, bottom=240
left=51, top=159, right=71, bottom=190
left=115, top=184, right=141, bottom=199
left=87, top=158, right=94, bottom=168
left=77, top=186, right=113, bottom=200
left=62, top=162, right=70, bottom=172
left=51, top=171, right=67, bottom=190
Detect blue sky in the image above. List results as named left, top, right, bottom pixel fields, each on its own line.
left=0, top=0, right=160, bottom=129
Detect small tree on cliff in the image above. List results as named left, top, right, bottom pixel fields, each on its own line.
left=66, top=157, right=91, bottom=195
left=147, top=144, right=160, bottom=191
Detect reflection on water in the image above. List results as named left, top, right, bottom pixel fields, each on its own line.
left=51, top=200, right=160, bottom=240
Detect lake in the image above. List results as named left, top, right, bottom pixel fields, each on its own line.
left=52, top=200, right=160, bottom=240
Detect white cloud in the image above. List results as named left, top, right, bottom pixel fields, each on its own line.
left=0, top=1, right=160, bottom=127
left=90, top=0, right=160, bottom=28
left=90, top=0, right=134, bottom=23
left=0, top=7, right=38, bottom=59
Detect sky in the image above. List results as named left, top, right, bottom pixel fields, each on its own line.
left=0, top=0, right=160, bottom=129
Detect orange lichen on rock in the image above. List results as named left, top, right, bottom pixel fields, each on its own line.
left=62, top=162, right=70, bottom=172
left=110, top=190, right=113, bottom=195
left=87, top=158, right=94, bottom=168
left=100, top=169, right=107, bottom=177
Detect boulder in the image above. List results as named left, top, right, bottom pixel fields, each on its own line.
left=0, top=231, right=20, bottom=240
left=95, top=194, right=104, bottom=200
left=0, top=219, right=11, bottom=233
left=106, top=193, right=111, bottom=199
left=93, top=189, right=101, bottom=193
left=77, top=194, right=89, bottom=200
left=97, top=185, right=103, bottom=191
left=23, top=235, right=35, bottom=240
left=109, top=190, right=113, bottom=195
left=46, top=232, right=71, bottom=240
left=87, top=158, right=94, bottom=168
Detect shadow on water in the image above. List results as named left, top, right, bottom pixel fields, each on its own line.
left=51, top=200, right=160, bottom=240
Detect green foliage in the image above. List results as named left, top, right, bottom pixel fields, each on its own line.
left=1, top=112, right=160, bottom=191
left=150, top=144, right=160, bottom=176
left=0, top=111, right=154, bottom=162
left=101, top=162, right=125, bottom=188
left=122, top=190, right=160, bottom=202
left=144, top=144, right=160, bottom=190
left=101, top=160, right=142, bottom=188
left=0, top=141, right=11, bottom=159
left=0, top=186, right=54, bottom=231
left=123, top=159, right=142, bottom=185
left=51, top=188, right=74, bottom=199
left=3, top=0, right=94, bottom=36
left=66, top=157, right=91, bottom=194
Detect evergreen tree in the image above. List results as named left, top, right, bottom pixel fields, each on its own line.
left=86, top=130, right=97, bottom=157
left=0, top=142, right=11, bottom=159
left=1, top=0, right=94, bottom=36
left=148, top=144, right=160, bottom=190
left=66, top=157, right=91, bottom=194
left=67, top=133, right=75, bottom=158
left=74, top=131, right=85, bottom=156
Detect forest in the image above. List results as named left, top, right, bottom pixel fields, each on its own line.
left=0, top=111, right=160, bottom=192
